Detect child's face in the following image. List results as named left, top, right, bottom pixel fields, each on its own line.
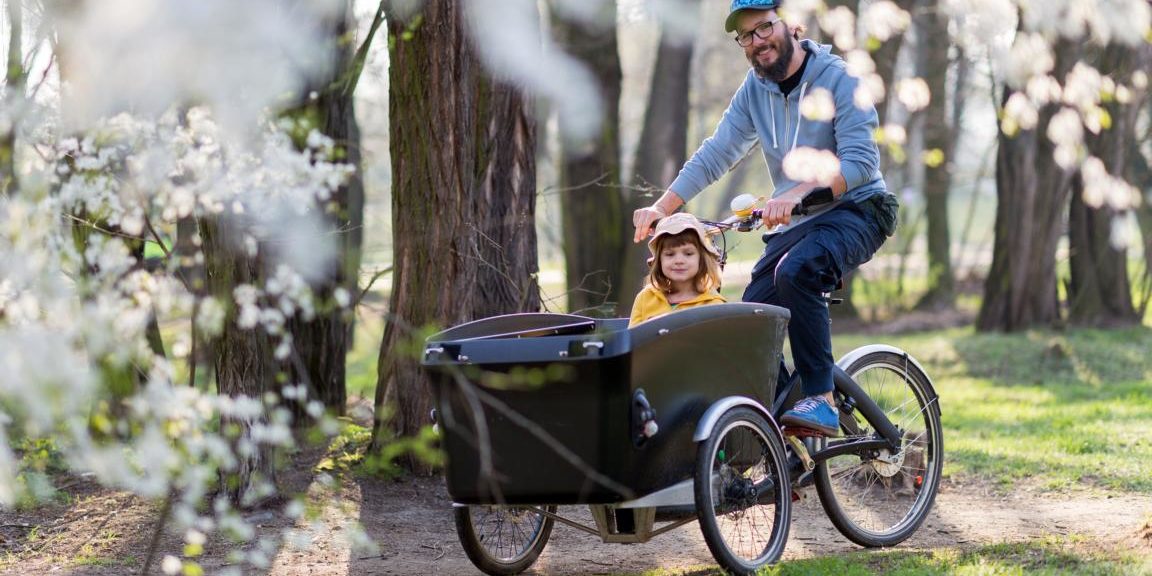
left=659, top=241, right=701, bottom=287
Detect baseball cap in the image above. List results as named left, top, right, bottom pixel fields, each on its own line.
left=647, top=213, right=721, bottom=260
left=725, top=0, right=782, bottom=33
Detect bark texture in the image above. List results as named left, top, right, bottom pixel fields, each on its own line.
left=977, top=36, right=1080, bottom=332
left=554, top=7, right=625, bottom=315
left=373, top=0, right=540, bottom=469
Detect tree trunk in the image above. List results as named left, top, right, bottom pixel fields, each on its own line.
left=870, top=0, right=914, bottom=129
left=472, top=82, right=541, bottom=317
left=372, top=0, right=540, bottom=470
left=977, top=37, right=1080, bottom=332
left=200, top=218, right=277, bottom=503
left=913, top=0, right=955, bottom=310
left=554, top=7, right=625, bottom=315
left=1, top=0, right=25, bottom=195
left=621, top=8, right=697, bottom=299
left=1133, top=143, right=1152, bottom=315
left=284, top=0, right=363, bottom=418
left=1067, top=43, right=1145, bottom=327
left=1131, top=61, right=1152, bottom=315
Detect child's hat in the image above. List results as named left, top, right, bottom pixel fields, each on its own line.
left=647, top=212, right=721, bottom=259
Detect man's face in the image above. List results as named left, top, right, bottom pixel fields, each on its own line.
left=735, top=9, right=793, bottom=82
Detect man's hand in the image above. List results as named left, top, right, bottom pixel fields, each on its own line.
left=632, top=191, right=685, bottom=243
left=761, top=194, right=802, bottom=227
left=632, top=206, right=666, bottom=243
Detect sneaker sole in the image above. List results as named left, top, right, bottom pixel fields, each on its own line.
left=779, top=414, right=840, bottom=437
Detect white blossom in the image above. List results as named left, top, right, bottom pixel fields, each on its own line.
left=896, top=78, right=931, bottom=113
left=819, top=6, right=857, bottom=50
left=1001, top=92, right=1039, bottom=135
left=860, top=1, right=911, bottom=42
left=1026, top=75, right=1063, bottom=106
left=161, top=556, right=182, bottom=575
left=1003, top=33, right=1054, bottom=89
left=800, top=88, right=837, bottom=122
left=196, top=296, right=227, bottom=337
left=782, top=147, right=841, bottom=186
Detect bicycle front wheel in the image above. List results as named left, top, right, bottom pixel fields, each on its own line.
left=815, top=350, right=943, bottom=547
left=454, top=504, right=555, bottom=575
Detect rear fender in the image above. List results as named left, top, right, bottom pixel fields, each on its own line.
left=693, top=396, right=785, bottom=448
left=836, top=344, right=940, bottom=413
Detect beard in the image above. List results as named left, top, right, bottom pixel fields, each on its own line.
left=750, top=37, right=795, bottom=83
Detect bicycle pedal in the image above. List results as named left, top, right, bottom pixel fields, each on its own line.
left=783, top=426, right=827, bottom=438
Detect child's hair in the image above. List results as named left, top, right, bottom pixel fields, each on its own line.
left=648, top=230, right=723, bottom=295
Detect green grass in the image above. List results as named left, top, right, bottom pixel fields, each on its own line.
left=628, top=537, right=1149, bottom=575
left=833, top=326, right=1152, bottom=493
left=347, top=307, right=385, bottom=399
left=767, top=537, right=1147, bottom=575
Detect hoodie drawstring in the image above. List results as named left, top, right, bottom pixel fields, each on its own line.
left=792, top=82, right=807, bottom=152
left=768, top=94, right=779, bottom=150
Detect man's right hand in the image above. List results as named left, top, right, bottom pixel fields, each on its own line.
left=632, top=191, right=686, bottom=243
left=632, top=206, right=667, bottom=243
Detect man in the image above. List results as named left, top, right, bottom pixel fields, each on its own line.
left=631, top=0, right=898, bottom=435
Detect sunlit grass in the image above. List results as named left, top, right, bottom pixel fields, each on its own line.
left=835, top=326, right=1152, bottom=493
left=625, top=537, right=1149, bottom=575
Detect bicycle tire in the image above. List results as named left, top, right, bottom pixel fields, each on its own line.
left=694, top=406, right=792, bottom=574
left=814, top=350, right=943, bottom=547
left=454, top=504, right=555, bottom=575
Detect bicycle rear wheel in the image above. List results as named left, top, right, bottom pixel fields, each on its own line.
left=694, top=406, right=791, bottom=574
left=815, top=350, right=942, bottom=547
left=454, top=504, right=555, bottom=575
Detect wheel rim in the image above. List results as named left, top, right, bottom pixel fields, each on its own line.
left=706, top=420, right=784, bottom=565
left=824, top=361, right=939, bottom=537
left=468, top=506, right=549, bottom=564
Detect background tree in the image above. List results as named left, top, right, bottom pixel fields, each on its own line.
left=1, top=0, right=24, bottom=195
left=199, top=217, right=278, bottom=503
left=1066, top=42, right=1147, bottom=327
left=913, top=0, right=956, bottom=310
left=819, top=0, right=913, bottom=320
left=283, top=0, right=365, bottom=417
left=1132, top=63, right=1152, bottom=315
left=977, top=34, right=1080, bottom=331
left=554, top=4, right=625, bottom=315
left=373, top=0, right=541, bottom=464
left=621, top=3, right=699, bottom=299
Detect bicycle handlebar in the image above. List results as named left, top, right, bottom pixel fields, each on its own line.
left=709, top=186, right=836, bottom=235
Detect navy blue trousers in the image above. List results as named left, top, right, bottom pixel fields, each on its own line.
left=743, top=203, right=886, bottom=397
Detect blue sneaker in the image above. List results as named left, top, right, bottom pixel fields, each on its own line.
left=780, top=396, right=840, bottom=436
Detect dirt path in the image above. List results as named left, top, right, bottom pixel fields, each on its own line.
left=272, top=476, right=1152, bottom=576
left=3, top=473, right=1149, bottom=576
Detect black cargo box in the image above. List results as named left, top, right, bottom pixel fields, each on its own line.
left=423, top=302, right=789, bottom=505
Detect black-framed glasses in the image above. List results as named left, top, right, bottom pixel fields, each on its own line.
left=735, top=19, right=780, bottom=47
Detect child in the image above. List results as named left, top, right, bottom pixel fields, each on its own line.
left=629, top=212, right=727, bottom=326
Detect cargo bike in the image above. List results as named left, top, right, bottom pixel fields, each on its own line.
left=422, top=196, right=943, bottom=575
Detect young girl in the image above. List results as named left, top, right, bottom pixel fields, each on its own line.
left=629, top=213, right=727, bottom=326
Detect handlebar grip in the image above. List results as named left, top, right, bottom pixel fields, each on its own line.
left=791, top=186, right=835, bottom=216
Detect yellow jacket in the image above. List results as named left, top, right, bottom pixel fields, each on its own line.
left=628, top=285, right=727, bottom=327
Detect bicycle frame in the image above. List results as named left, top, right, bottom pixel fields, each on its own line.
left=704, top=197, right=910, bottom=462
left=771, top=366, right=904, bottom=458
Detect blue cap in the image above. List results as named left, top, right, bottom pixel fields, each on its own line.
left=725, top=0, right=781, bottom=33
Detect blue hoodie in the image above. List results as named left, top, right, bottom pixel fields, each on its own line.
left=669, top=39, right=887, bottom=232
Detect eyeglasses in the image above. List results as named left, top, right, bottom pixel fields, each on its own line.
left=735, top=19, right=780, bottom=47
